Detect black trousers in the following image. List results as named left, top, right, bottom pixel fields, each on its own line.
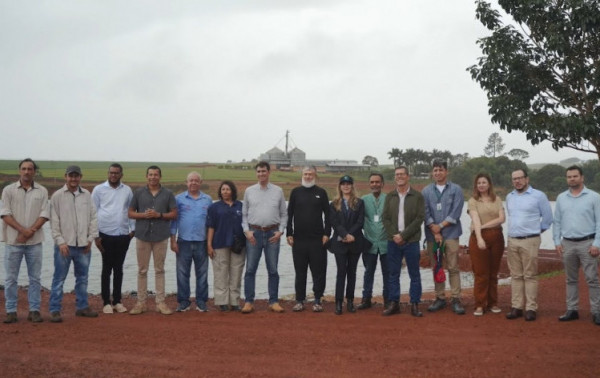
left=334, top=252, right=361, bottom=302
left=99, top=233, right=131, bottom=305
left=292, top=238, right=327, bottom=301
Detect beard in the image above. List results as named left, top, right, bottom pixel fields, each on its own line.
left=302, top=179, right=315, bottom=188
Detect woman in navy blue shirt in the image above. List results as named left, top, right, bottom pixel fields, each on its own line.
left=207, top=181, right=245, bottom=312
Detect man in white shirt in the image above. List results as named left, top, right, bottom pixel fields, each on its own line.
left=92, top=163, right=135, bottom=314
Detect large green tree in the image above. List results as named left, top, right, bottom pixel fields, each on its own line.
left=469, top=0, right=600, bottom=160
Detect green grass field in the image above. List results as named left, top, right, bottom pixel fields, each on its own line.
left=0, top=159, right=374, bottom=184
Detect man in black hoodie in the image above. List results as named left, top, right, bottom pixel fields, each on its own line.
left=286, top=166, right=331, bottom=312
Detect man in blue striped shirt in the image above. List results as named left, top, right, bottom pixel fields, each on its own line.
left=553, top=166, right=600, bottom=326
left=506, top=168, right=553, bottom=322
left=423, top=160, right=465, bottom=315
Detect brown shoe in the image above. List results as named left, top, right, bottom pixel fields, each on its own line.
left=129, top=302, right=147, bottom=315
left=27, top=311, right=43, bottom=323
left=156, top=302, right=173, bottom=315
left=269, top=302, right=285, bottom=313
left=3, top=312, right=18, bottom=324
left=75, top=307, right=98, bottom=318
left=50, top=311, right=63, bottom=323
left=241, top=302, right=254, bottom=314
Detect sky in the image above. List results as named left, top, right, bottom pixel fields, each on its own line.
left=0, top=0, right=593, bottom=165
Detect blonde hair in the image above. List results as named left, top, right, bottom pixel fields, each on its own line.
left=332, top=183, right=359, bottom=211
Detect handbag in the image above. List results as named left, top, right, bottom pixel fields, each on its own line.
left=231, top=235, right=246, bottom=254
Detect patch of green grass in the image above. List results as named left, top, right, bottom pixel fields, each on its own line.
left=539, top=270, right=564, bottom=279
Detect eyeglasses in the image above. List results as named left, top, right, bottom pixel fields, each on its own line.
left=512, top=176, right=526, bottom=181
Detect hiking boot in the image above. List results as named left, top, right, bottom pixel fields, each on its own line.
left=382, top=301, right=400, bottom=316
left=75, top=307, right=98, bottom=318
left=357, top=298, right=372, bottom=310
left=50, top=311, right=63, bottom=323
left=27, top=311, right=43, bottom=323
left=241, top=302, right=254, bottom=314
left=129, top=302, right=147, bottom=315
left=4, top=312, right=18, bottom=324
left=269, top=302, right=285, bottom=313
left=428, top=298, right=447, bottom=312
left=451, top=299, right=465, bottom=315
left=156, top=302, right=173, bottom=315
left=411, top=303, right=423, bottom=317
left=292, top=302, right=305, bottom=312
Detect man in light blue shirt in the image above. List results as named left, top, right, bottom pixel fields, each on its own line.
left=423, top=160, right=465, bottom=315
left=170, top=171, right=213, bottom=312
left=92, top=163, right=135, bottom=314
left=506, top=168, right=552, bottom=322
left=553, top=166, right=600, bottom=326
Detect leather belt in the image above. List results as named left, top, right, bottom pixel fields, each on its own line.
left=563, top=234, right=595, bottom=242
left=249, top=224, right=279, bottom=232
left=511, top=234, right=540, bottom=240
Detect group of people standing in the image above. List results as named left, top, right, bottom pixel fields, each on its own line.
left=2, top=158, right=599, bottom=326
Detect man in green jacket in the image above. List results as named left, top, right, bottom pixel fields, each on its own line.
left=381, top=166, right=425, bottom=317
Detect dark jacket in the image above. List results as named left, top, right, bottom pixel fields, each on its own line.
left=382, top=187, right=424, bottom=244
left=328, top=198, right=369, bottom=254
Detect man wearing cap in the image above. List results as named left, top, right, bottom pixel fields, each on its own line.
left=49, top=165, right=99, bottom=323
left=92, top=163, right=135, bottom=314
left=358, top=173, right=389, bottom=310
left=553, top=166, right=600, bottom=326
left=506, top=168, right=552, bottom=321
left=382, top=166, right=425, bottom=317
left=2, top=158, right=49, bottom=324
left=423, top=160, right=465, bottom=315
left=286, top=166, right=331, bottom=312
left=128, top=165, right=177, bottom=315
left=170, top=171, right=212, bottom=312
left=241, top=161, right=288, bottom=314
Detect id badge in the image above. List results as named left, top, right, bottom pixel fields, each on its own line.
left=436, top=203, right=442, bottom=211
left=374, top=214, right=380, bottom=222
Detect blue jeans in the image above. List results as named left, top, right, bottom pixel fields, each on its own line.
left=361, top=252, right=389, bottom=300
left=176, top=239, right=209, bottom=307
left=244, top=229, right=280, bottom=304
left=4, top=243, right=43, bottom=312
left=387, top=241, right=422, bottom=303
left=49, top=246, right=92, bottom=312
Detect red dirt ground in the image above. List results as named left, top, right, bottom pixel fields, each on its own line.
left=1, top=251, right=599, bottom=378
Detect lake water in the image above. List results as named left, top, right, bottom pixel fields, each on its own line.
left=1, top=201, right=556, bottom=299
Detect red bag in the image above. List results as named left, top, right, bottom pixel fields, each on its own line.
left=432, top=241, right=446, bottom=283
left=434, top=266, right=446, bottom=283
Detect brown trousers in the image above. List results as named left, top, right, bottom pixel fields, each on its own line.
left=469, top=228, right=505, bottom=308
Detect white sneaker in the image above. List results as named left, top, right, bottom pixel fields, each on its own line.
left=103, top=304, right=114, bottom=314
left=113, top=303, right=128, bottom=313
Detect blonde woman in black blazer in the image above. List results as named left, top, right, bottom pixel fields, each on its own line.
left=329, top=175, right=368, bottom=315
